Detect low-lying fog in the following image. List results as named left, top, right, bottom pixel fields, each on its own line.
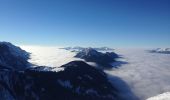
left=21, top=46, right=170, bottom=100
left=21, top=46, right=83, bottom=67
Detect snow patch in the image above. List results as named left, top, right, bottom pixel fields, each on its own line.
left=86, top=89, right=99, bottom=96
left=146, top=92, right=170, bottom=100
left=57, top=80, right=73, bottom=89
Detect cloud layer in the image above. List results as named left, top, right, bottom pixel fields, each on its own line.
left=21, top=46, right=170, bottom=100
left=106, top=49, right=170, bottom=99
left=21, top=46, right=83, bottom=67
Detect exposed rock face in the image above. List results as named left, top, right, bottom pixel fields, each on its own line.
left=0, top=42, right=30, bottom=70
left=0, top=61, right=120, bottom=100
left=75, top=48, right=119, bottom=68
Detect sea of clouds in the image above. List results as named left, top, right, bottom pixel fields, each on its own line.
left=21, top=46, right=170, bottom=100
left=21, top=46, right=83, bottom=67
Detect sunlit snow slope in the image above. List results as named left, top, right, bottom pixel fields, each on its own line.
left=146, top=92, right=170, bottom=100
left=21, top=46, right=170, bottom=100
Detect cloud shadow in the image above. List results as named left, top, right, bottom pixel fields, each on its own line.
left=107, top=74, right=139, bottom=100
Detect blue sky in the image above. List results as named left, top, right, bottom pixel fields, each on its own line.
left=0, top=0, right=170, bottom=47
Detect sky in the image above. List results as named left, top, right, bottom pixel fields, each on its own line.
left=0, top=0, right=170, bottom=48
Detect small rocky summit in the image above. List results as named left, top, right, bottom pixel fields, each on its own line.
left=75, top=48, right=119, bottom=68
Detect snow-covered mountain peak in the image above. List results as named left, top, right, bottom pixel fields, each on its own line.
left=82, top=48, right=99, bottom=56
left=0, top=41, right=30, bottom=70
left=0, top=41, right=29, bottom=59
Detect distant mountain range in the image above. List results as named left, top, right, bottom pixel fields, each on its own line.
left=0, top=42, right=121, bottom=100
left=60, top=46, right=114, bottom=52
left=149, top=48, right=170, bottom=54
